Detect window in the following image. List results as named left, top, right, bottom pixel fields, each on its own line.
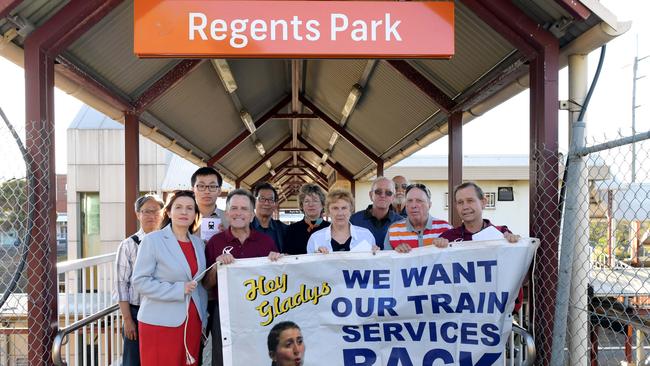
left=79, top=192, right=100, bottom=258
left=498, top=186, right=514, bottom=201
left=485, top=192, right=496, bottom=209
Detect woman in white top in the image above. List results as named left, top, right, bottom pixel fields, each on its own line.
left=307, top=189, right=377, bottom=254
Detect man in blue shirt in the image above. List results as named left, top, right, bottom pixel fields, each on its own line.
left=251, top=182, right=288, bottom=252
left=350, top=176, right=403, bottom=249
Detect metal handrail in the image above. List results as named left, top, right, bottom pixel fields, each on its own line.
left=511, top=323, right=536, bottom=366
left=56, top=253, right=116, bottom=274
left=51, top=303, right=120, bottom=366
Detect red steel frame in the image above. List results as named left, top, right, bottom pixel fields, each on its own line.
left=460, top=2, right=561, bottom=365
left=23, top=1, right=125, bottom=364
left=20, top=0, right=578, bottom=363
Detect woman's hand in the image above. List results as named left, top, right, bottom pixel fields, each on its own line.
left=217, top=253, right=235, bottom=265
left=184, top=280, right=197, bottom=295
left=268, top=251, right=283, bottom=261
left=394, top=243, right=411, bottom=253
left=371, top=245, right=380, bottom=254
left=123, top=318, right=137, bottom=340
left=317, top=247, right=330, bottom=254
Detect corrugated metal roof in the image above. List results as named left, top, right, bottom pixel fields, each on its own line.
left=220, top=123, right=291, bottom=183
left=301, top=119, right=371, bottom=175
left=345, top=61, right=441, bottom=154
left=230, top=59, right=289, bottom=118
left=304, top=59, right=368, bottom=121
left=147, top=62, right=242, bottom=156
left=67, top=1, right=176, bottom=98
left=2, top=0, right=624, bottom=188
left=412, top=2, right=515, bottom=97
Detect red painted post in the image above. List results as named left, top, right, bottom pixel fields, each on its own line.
left=625, top=324, right=633, bottom=362
left=24, top=41, right=58, bottom=366
left=22, top=2, right=125, bottom=364
left=528, top=50, right=560, bottom=366
left=447, top=111, right=462, bottom=226
left=590, top=325, right=599, bottom=366
left=125, top=112, right=140, bottom=236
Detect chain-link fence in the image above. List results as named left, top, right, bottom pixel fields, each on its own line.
left=0, top=106, right=60, bottom=366
left=0, top=107, right=32, bottom=366
left=549, top=130, right=650, bottom=366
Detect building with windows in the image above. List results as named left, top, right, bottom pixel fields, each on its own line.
left=354, top=155, right=530, bottom=236
left=66, top=106, right=198, bottom=260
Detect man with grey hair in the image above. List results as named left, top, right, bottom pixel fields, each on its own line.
left=203, top=188, right=280, bottom=366
left=350, top=176, right=403, bottom=249
left=114, top=194, right=164, bottom=366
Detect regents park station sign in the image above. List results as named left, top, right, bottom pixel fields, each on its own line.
left=134, top=0, right=454, bottom=58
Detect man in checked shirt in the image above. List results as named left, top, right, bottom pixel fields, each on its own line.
left=113, top=194, right=164, bottom=366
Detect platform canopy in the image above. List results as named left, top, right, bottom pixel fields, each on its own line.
left=0, top=0, right=627, bottom=203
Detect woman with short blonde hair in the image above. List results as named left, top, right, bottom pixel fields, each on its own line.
left=307, top=189, right=376, bottom=254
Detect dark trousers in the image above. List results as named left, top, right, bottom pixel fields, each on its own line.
left=122, top=304, right=140, bottom=366
left=210, top=300, right=223, bottom=366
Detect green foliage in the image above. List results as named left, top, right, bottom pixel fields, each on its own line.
left=0, top=178, right=27, bottom=235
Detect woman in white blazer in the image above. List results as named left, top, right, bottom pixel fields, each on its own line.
left=132, top=190, right=207, bottom=365
left=306, top=189, right=377, bottom=254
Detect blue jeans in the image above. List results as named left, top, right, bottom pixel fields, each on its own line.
left=122, top=305, right=140, bottom=366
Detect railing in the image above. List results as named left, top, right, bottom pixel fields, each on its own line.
left=52, top=304, right=120, bottom=366
left=506, top=324, right=536, bottom=366
left=54, top=252, right=122, bottom=366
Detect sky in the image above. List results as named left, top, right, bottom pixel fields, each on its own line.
left=0, top=0, right=648, bottom=178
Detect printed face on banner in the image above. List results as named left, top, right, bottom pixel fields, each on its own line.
left=217, top=239, right=538, bottom=365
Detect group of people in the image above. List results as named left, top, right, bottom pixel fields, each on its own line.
left=114, top=166, right=520, bottom=366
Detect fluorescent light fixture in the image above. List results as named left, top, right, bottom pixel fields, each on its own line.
left=255, top=141, right=266, bottom=156
left=240, top=110, right=256, bottom=133
left=265, top=160, right=273, bottom=169
left=321, top=150, right=330, bottom=162
left=328, top=133, right=339, bottom=146
left=270, top=169, right=277, bottom=176
left=211, top=59, right=238, bottom=93
left=317, top=165, right=323, bottom=173
left=341, top=84, right=362, bottom=118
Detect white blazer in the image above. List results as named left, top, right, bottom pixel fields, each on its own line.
left=132, top=224, right=208, bottom=328
left=306, top=223, right=376, bottom=253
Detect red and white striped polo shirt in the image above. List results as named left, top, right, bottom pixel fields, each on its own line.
left=386, top=215, right=452, bottom=249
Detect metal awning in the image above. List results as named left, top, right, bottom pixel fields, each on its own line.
left=0, top=1, right=629, bottom=202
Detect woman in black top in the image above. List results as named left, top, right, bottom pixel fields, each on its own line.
left=283, top=183, right=329, bottom=254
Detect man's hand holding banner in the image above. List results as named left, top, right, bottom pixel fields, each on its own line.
left=217, top=238, right=538, bottom=365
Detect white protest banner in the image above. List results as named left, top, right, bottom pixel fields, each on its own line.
left=217, top=238, right=538, bottom=365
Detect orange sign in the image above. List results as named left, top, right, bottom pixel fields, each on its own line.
left=134, top=1, right=454, bottom=58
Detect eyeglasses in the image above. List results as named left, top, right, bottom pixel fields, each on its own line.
left=373, top=189, right=394, bottom=197
left=194, top=184, right=220, bottom=192
left=257, top=196, right=276, bottom=204
left=139, top=209, right=160, bottom=215
left=303, top=199, right=321, bottom=205
left=406, top=183, right=431, bottom=199
left=395, top=183, right=409, bottom=190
